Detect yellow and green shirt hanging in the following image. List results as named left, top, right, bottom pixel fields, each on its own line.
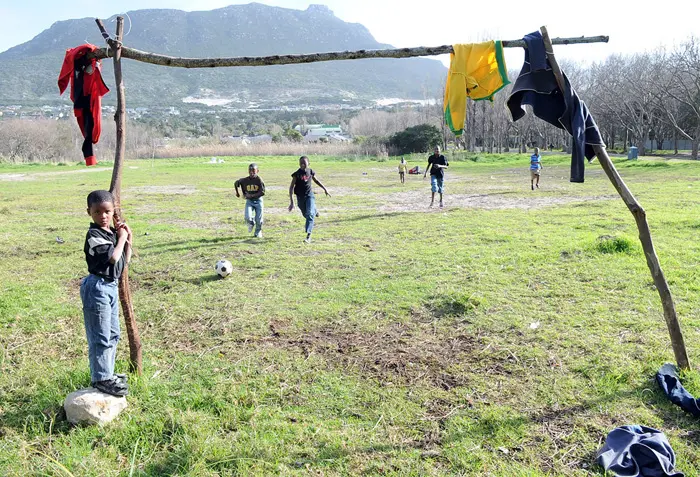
left=443, top=41, right=510, bottom=136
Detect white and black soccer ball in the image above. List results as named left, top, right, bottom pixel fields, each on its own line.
left=215, top=259, right=233, bottom=278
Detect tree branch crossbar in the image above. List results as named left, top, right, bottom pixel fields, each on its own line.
left=89, top=35, right=609, bottom=68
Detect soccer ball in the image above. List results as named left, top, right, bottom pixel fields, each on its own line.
left=215, top=259, right=233, bottom=278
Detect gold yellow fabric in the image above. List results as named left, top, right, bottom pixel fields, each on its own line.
left=444, top=41, right=509, bottom=136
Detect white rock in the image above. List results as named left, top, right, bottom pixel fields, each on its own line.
left=64, top=388, right=127, bottom=425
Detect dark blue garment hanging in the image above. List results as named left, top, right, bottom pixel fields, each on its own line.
left=506, top=31, right=604, bottom=183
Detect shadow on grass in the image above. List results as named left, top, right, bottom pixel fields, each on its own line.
left=139, top=236, right=277, bottom=255
left=181, top=274, right=222, bottom=285
left=322, top=211, right=410, bottom=225
left=139, top=236, right=233, bottom=253
left=426, top=293, right=482, bottom=319
left=143, top=441, right=399, bottom=475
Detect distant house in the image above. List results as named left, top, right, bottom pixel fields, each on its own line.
left=225, top=134, right=272, bottom=145
left=294, top=124, right=350, bottom=142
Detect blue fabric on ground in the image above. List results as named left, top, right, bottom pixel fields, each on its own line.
left=596, top=425, right=683, bottom=477
left=656, top=363, right=700, bottom=417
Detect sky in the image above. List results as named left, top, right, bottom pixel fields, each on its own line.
left=1, top=0, right=697, bottom=69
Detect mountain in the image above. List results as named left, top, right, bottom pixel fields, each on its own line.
left=0, top=3, right=446, bottom=108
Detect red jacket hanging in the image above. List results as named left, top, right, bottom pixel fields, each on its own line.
left=58, top=44, right=109, bottom=166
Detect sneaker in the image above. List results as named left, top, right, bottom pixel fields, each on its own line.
left=531, top=184, right=535, bottom=190
left=114, top=373, right=128, bottom=384
left=247, top=222, right=254, bottom=233
left=439, top=202, right=444, bottom=208
left=304, top=236, right=312, bottom=244
left=93, top=378, right=128, bottom=397
left=254, top=232, right=263, bottom=238
left=315, top=211, right=320, bottom=218
left=536, top=183, right=540, bottom=189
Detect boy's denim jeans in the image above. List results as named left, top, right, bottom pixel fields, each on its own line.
left=296, top=194, right=316, bottom=234
left=80, top=274, right=120, bottom=383
left=245, top=198, right=264, bottom=234
left=431, top=175, right=445, bottom=194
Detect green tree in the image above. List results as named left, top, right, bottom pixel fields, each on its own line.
left=390, top=124, right=441, bottom=155
left=284, top=128, right=303, bottom=142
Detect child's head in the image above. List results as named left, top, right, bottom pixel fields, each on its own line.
left=248, top=163, right=259, bottom=178
left=534, top=147, right=540, bottom=155
left=433, top=145, right=441, bottom=155
left=401, top=157, right=406, bottom=163
left=299, top=155, right=309, bottom=169
left=86, top=190, right=115, bottom=229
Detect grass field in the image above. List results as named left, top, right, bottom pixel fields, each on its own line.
left=1, top=152, right=699, bottom=476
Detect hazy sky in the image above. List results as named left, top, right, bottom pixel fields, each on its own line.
left=1, top=0, right=697, bottom=69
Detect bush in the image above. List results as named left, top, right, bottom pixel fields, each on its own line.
left=595, top=235, right=634, bottom=254
left=284, top=128, right=303, bottom=142
left=390, top=124, right=441, bottom=155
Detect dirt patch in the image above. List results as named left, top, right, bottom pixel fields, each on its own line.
left=264, top=322, right=480, bottom=389
left=126, top=185, right=197, bottom=195
left=0, top=173, right=28, bottom=181
left=0, top=167, right=111, bottom=181
left=380, top=190, right=616, bottom=212
left=148, top=214, right=231, bottom=230
left=66, top=277, right=83, bottom=301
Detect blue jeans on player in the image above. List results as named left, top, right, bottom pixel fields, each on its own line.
left=431, top=175, right=444, bottom=194
left=80, top=274, right=120, bottom=383
left=245, top=198, right=263, bottom=235
left=296, top=194, right=316, bottom=234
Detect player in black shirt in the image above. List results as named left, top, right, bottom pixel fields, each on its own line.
left=234, top=163, right=266, bottom=238
left=423, top=145, right=449, bottom=208
left=80, top=190, right=132, bottom=397
left=288, top=156, right=331, bottom=243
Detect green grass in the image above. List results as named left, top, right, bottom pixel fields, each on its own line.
left=1, top=153, right=700, bottom=476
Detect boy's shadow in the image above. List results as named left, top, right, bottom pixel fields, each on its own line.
left=182, top=274, right=222, bottom=285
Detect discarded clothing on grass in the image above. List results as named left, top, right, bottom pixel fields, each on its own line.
left=506, top=31, right=604, bottom=183
left=58, top=44, right=109, bottom=166
left=656, top=363, right=700, bottom=417
left=443, top=41, right=510, bottom=136
left=596, top=425, right=683, bottom=477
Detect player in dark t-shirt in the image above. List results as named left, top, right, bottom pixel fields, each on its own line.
left=288, top=155, right=331, bottom=243
left=234, top=163, right=266, bottom=238
left=81, top=190, right=132, bottom=397
left=423, top=145, right=449, bottom=208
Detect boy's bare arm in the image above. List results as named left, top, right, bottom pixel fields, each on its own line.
left=312, top=176, right=331, bottom=196
left=109, top=228, right=129, bottom=265
left=122, top=223, right=133, bottom=264
left=288, top=178, right=296, bottom=211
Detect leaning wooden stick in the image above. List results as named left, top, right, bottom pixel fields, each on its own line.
left=96, top=17, right=143, bottom=375
left=89, top=34, right=609, bottom=68
left=540, top=25, right=690, bottom=370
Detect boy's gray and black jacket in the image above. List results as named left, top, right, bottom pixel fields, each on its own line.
left=84, top=223, right=124, bottom=281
